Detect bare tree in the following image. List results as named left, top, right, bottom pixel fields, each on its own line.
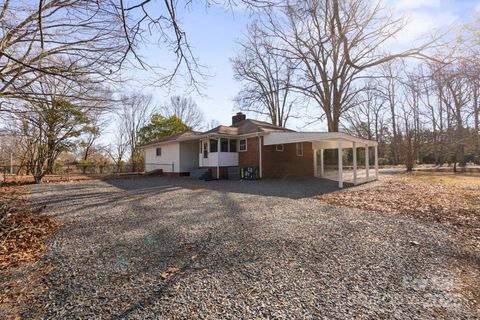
left=0, top=1, right=129, bottom=102
left=0, top=0, right=279, bottom=104
left=160, top=96, right=204, bottom=129
left=463, top=55, right=480, bottom=163
left=206, top=119, right=220, bottom=130
left=232, top=21, right=299, bottom=127
left=435, top=63, right=470, bottom=168
left=344, top=84, right=386, bottom=142
left=0, top=73, right=111, bottom=182
left=107, top=127, right=129, bottom=172
left=117, top=93, right=153, bottom=171
left=258, top=0, right=437, bottom=132
left=392, top=69, right=421, bottom=172
left=374, top=62, right=405, bottom=164
left=79, top=110, right=107, bottom=162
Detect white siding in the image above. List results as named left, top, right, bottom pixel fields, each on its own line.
left=218, top=152, right=238, bottom=166
left=179, top=141, right=199, bottom=172
left=144, top=142, right=180, bottom=173
left=199, top=152, right=218, bottom=167
left=199, top=152, right=238, bottom=167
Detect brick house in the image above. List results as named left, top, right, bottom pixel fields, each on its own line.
left=142, top=112, right=379, bottom=188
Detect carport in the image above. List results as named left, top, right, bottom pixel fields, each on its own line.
left=263, top=132, right=379, bottom=188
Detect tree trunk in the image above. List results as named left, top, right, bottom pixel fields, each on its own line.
left=474, top=92, right=479, bottom=163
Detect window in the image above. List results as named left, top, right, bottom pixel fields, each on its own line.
left=296, top=142, right=303, bottom=156
left=209, top=139, right=218, bottom=152
left=239, top=139, right=247, bottom=152
left=203, top=141, right=208, bottom=158
left=229, top=139, right=237, bottom=152
left=220, top=138, right=229, bottom=152
left=276, top=144, right=284, bottom=152
left=199, top=141, right=202, bottom=154
left=156, top=147, right=162, bottom=156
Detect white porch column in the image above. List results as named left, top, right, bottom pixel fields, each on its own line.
left=353, top=142, right=357, bottom=186
left=365, top=145, right=370, bottom=181
left=338, top=141, right=343, bottom=188
left=258, top=136, right=263, bottom=178
left=375, top=145, right=379, bottom=179
left=320, top=149, right=324, bottom=177
left=217, top=137, right=220, bottom=179
left=313, top=149, right=318, bottom=177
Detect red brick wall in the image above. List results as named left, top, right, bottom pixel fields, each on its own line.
left=262, top=140, right=314, bottom=179
left=210, top=167, right=229, bottom=179
left=238, top=137, right=260, bottom=167
left=237, top=136, right=314, bottom=179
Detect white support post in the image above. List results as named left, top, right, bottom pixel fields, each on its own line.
left=338, top=141, right=343, bottom=188
left=365, top=145, right=370, bottom=181
left=258, top=136, right=263, bottom=179
left=313, top=149, right=318, bottom=177
left=353, top=142, right=357, bottom=186
left=320, top=149, right=324, bottom=177
left=375, top=145, right=379, bottom=179
left=217, top=137, right=220, bottom=179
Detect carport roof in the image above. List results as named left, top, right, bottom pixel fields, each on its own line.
left=263, top=132, right=378, bottom=149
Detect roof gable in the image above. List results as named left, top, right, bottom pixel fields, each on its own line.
left=205, top=119, right=293, bottom=136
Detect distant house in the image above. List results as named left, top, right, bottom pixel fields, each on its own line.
left=141, top=112, right=378, bottom=188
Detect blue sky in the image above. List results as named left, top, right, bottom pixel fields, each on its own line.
left=123, top=0, right=480, bottom=131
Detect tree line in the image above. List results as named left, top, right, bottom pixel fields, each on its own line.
left=1, top=0, right=478, bottom=183
left=232, top=0, right=479, bottom=169
left=0, top=0, right=261, bottom=182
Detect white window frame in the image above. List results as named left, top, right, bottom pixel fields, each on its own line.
left=296, top=142, right=303, bottom=156
left=239, top=139, right=247, bottom=152
left=276, top=144, right=284, bottom=152
left=156, top=147, right=162, bottom=156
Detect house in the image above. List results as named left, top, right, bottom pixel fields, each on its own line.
left=141, top=112, right=379, bottom=188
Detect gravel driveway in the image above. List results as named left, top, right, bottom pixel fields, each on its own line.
left=12, top=177, right=479, bottom=318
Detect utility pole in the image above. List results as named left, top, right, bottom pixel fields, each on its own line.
left=10, top=152, right=13, bottom=175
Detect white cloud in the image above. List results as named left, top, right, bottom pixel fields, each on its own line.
left=386, top=0, right=442, bottom=11
left=379, top=0, right=458, bottom=50
left=394, top=11, right=457, bottom=46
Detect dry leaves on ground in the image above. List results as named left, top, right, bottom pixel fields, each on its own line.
left=161, top=266, right=182, bottom=280
left=0, top=186, right=58, bottom=270
left=317, top=173, right=480, bottom=231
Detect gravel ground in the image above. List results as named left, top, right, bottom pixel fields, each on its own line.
left=5, top=176, right=478, bottom=319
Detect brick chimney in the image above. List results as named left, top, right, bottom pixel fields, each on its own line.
left=232, top=112, right=246, bottom=125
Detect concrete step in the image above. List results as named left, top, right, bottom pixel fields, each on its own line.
left=190, top=168, right=210, bottom=179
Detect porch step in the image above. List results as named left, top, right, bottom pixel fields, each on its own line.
left=190, top=168, right=211, bottom=180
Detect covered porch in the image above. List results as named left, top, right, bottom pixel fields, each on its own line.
left=263, top=132, right=379, bottom=188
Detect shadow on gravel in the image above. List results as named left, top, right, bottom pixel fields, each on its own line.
left=103, top=175, right=346, bottom=199
left=20, top=173, right=477, bottom=319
